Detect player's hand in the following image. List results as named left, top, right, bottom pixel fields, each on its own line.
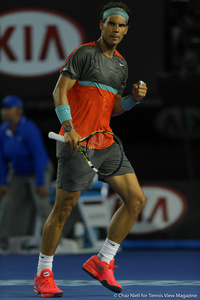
left=132, top=81, right=147, bottom=102
left=36, top=186, right=48, bottom=198
left=64, top=129, right=81, bottom=152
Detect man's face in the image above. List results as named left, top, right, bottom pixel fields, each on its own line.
left=100, top=14, right=129, bottom=48
left=1, top=106, right=20, bottom=122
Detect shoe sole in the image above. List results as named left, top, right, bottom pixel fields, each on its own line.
left=82, top=265, right=122, bottom=293
left=34, top=285, right=63, bottom=297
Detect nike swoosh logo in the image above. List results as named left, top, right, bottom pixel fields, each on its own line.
left=119, top=63, right=124, bottom=67
left=108, top=241, right=115, bottom=246
left=92, top=259, right=104, bottom=271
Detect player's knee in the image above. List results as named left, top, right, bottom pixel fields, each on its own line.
left=138, top=192, right=146, bottom=211
left=55, top=200, right=76, bottom=226
left=58, top=206, right=73, bottom=225
left=54, top=190, right=80, bottom=226
left=128, top=192, right=146, bottom=214
left=57, top=203, right=75, bottom=226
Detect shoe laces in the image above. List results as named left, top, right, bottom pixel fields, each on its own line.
left=109, top=259, right=119, bottom=273
left=43, top=273, right=57, bottom=288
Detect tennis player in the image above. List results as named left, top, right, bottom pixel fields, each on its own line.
left=34, top=1, right=147, bottom=297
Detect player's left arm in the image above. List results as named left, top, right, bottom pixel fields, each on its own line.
left=111, top=94, right=123, bottom=116
left=112, top=81, right=148, bottom=116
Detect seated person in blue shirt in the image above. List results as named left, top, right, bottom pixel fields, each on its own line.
left=0, top=95, right=53, bottom=250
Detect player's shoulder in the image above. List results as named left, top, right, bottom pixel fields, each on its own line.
left=62, top=42, right=97, bottom=68
left=72, top=41, right=98, bottom=56
left=79, top=41, right=98, bottom=49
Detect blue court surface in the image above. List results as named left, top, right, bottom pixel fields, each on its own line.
left=0, top=250, right=199, bottom=300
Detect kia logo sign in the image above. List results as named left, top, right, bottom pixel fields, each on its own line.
left=130, top=185, right=187, bottom=234
left=0, top=8, right=86, bottom=77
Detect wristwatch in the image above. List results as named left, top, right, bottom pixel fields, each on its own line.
left=63, top=124, right=75, bottom=132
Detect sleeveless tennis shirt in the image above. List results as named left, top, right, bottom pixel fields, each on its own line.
left=59, top=41, right=128, bottom=149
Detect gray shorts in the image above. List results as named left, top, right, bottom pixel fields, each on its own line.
left=56, top=141, right=135, bottom=192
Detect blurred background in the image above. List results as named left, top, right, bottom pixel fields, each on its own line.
left=0, top=0, right=200, bottom=253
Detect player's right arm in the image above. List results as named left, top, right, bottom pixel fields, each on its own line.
left=53, top=74, right=81, bottom=151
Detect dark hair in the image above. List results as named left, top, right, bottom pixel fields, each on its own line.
left=100, top=2, right=132, bottom=23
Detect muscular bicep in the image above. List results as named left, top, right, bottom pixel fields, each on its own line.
left=53, top=74, right=76, bottom=107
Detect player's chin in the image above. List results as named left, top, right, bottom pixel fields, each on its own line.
left=108, top=39, right=121, bottom=48
left=110, top=37, right=121, bottom=44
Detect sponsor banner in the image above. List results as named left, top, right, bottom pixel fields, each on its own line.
left=0, top=8, right=86, bottom=77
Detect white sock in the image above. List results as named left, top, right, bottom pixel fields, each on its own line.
left=37, top=252, right=54, bottom=277
left=97, top=238, right=120, bottom=264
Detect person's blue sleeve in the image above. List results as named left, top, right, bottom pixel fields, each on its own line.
left=0, top=128, right=8, bottom=185
left=24, top=121, right=49, bottom=186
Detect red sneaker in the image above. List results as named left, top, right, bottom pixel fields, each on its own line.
left=34, top=269, right=63, bottom=298
left=82, top=255, right=122, bottom=293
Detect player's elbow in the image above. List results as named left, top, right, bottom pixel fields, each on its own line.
left=52, top=86, right=59, bottom=105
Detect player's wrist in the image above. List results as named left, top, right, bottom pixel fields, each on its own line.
left=120, top=94, right=139, bottom=111
left=63, top=124, right=75, bottom=132
left=55, top=104, right=72, bottom=124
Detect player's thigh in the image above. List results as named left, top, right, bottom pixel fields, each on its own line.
left=105, top=173, right=145, bottom=206
left=56, top=141, right=95, bottom=191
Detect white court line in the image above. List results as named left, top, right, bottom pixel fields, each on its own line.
left=0, top=280, right=200, bottom=286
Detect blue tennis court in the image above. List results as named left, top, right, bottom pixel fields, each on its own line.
left=0, top=250, right=199, bottom=299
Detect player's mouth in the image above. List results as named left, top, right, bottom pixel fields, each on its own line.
left=110, top=36, right=120, bottom=41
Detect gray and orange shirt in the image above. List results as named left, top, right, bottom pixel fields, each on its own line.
left=59, top=41, right=128, bottom=149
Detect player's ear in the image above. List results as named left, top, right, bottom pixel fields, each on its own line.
left=124, top=25, right=129, bottom=35
left=100, top=20, right=104, bottom=30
